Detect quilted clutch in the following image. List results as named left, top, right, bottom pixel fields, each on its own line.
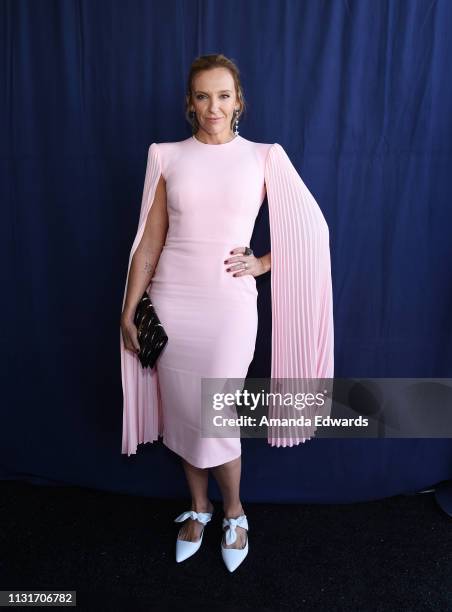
left=133, top=290, right=168, bottom=369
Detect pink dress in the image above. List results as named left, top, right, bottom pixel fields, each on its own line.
left=120, top=135, right=334, bottom=468
left=149, top=134, right=266, bottom=468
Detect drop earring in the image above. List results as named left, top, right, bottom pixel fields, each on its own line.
left=234, top=109, right=239, bottom=136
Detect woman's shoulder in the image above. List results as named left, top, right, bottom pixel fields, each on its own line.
left=149, top=135, right=282, bottom=148
left=145, top=139, right=189, bottom=171
left=152, top=138, right=189, bottom=146
left=150, top=136, right=280, bottom=149
left=146, top=139, right=192, bottom=180
left=237, top=137, right=283, bottom=165
left=239, top=137, right=288, bottom=163
left=147, top=136, right=285, bottom=166
left=148, top=138, right=188, bottom=153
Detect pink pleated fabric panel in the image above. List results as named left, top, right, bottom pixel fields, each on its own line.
left=264, top=143, right=334, bottom=447
left=120, top=143, right=163, bottom=456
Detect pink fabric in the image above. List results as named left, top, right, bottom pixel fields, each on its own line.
left=120, top=136, right=334, bottom=461
left=264, top=144, right=334, bottom=445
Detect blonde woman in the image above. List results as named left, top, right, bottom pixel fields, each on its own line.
left=120, top=54, right=334, bottom=572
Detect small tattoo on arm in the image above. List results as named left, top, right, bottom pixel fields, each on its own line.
left=144, top=261, right=153, bottom=275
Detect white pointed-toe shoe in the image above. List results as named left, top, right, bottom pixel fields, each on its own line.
left=174, top=509, right=213, bottom=563
left=221, top=513, right=249, bottom=572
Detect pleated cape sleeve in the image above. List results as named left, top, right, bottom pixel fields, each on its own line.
left=264, top=143, right=334, bottom=446
left=120, top=143, right=164, bottom=456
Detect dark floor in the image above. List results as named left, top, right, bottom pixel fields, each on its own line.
left=0, top=481, right=451, bottom=611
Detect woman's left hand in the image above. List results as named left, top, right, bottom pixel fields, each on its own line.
left=224, top=247, right=266, bottom=278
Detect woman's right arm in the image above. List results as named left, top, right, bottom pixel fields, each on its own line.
left=120, top=173, right=168, bottom=351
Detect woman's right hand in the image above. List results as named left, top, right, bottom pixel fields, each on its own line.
left=120, top=312, right=140, bottom=355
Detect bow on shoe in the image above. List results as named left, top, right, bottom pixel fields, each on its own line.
left=222, top=515, right=249, bottom=545
left=174, top=510, right=212, bottom=525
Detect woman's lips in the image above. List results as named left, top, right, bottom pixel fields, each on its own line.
left=207, top=117, right=222, bottom=122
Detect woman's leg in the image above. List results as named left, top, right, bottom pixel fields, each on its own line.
left=177, top=458, right=214, bottom=542
left=211, top=455, right=247, bottom=549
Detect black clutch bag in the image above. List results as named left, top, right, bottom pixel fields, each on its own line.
left=133, top=290, right=168, bottom=369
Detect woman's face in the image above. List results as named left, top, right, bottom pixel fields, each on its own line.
left=190, top=67, right=239, bottom=139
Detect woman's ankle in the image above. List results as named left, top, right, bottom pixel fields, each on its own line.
left=190, top=499, right=213, bottom=513
left=223, top=503, right=244, bottom=518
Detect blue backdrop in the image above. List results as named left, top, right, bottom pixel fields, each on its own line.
left=1, top=0, right=451, bottom=503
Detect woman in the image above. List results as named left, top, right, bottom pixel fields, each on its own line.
left=120, top=54, right=334, bottom=573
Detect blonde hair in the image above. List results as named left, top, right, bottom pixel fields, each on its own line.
left=184, top=54, right=247, bottom=134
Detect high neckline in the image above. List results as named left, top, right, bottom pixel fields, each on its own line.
left=192, top=134, right=240, bottom=146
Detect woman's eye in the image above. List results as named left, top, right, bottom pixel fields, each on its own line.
left=195, top=94, right=230, bottom=100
